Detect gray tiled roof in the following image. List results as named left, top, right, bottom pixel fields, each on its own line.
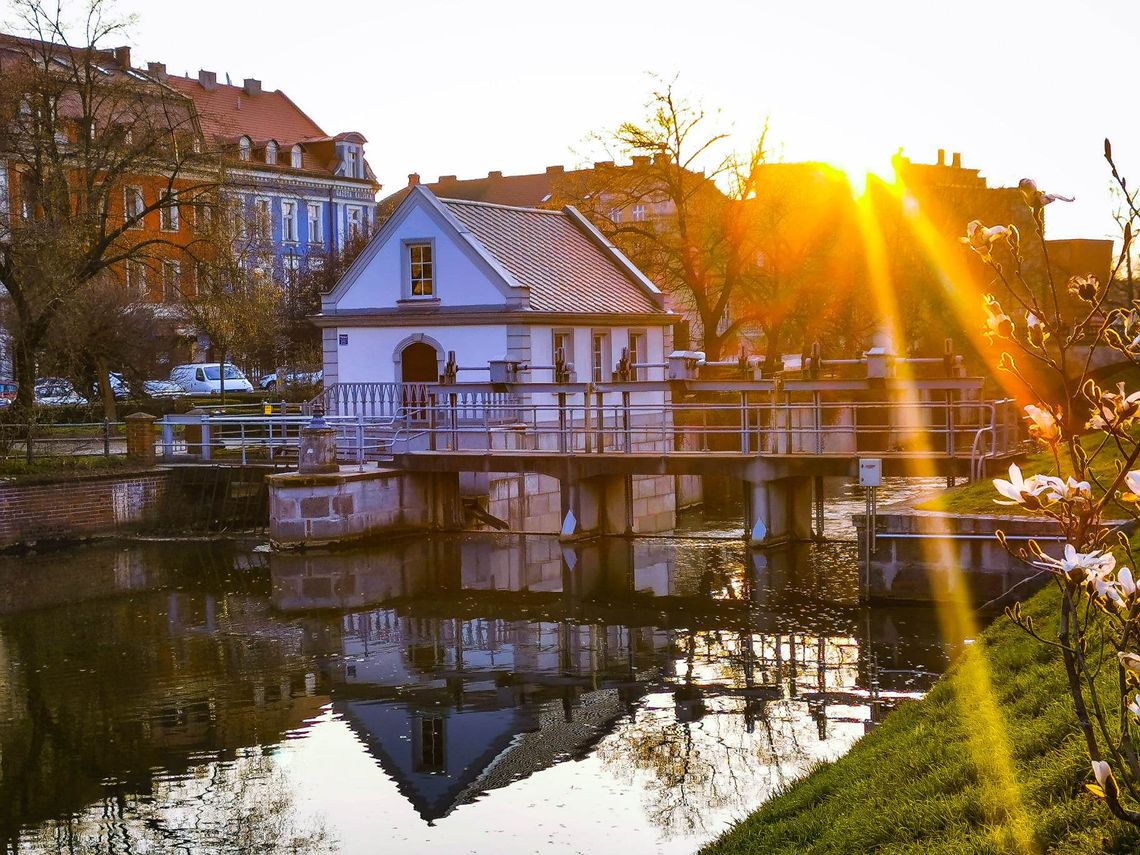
left=441, top=199, right=663, bottom=315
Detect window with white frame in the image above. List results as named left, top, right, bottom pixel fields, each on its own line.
left=238, top=136, right=251, bottom=162
left=124, top=186, right=144, bottom=228
left=161, top=260, right=180, bottom=302
left=631, top=204, right=647, bottom=222
left=159, top=195, right=179, bottom=232
left=254, top=197, right=271, bottom=239
left=265, top=141, right=278, bottom=165
left=0, top=161, right=9, bottom=225
left=307, top=203, right=322, bottom=243
left=291, top=144, right=303, bottom=169
left=194, top=199, right=212, bottom=235
left=347, top=206, right=363, bottom=239
left=609, top=207, right=622, bottom=223
left=552, top=330, right=573, bottom=380
left=125, top=260, right=146, bottom=298
left=195, top=262, right=211, bottom=294
left=281, top=201, right=297, bottom=242
left=283, top=254, right=300, bottom=284
left=591, top=331, right=611, bottom=383
left=346, top=148, right=358, bottom=178
left=407, top=242, right=434, bottom=298
left=628, top=330, right=647, bottom=380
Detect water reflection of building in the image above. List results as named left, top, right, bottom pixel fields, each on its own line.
left=272, top=534, right=958, bottom=825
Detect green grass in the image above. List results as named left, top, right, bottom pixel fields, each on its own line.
left=915, top=434, right=1123, bottom=516
left=702, top=585, right=1140, bottom=854
left=0, top=455, right=142, bottom=484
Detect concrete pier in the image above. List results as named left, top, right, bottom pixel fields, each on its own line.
left=268, top=467, right=461, bottom=549
left=744, top=476, right=814, bottom=546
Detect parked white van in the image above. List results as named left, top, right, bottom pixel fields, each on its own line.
left=169, top=363, right=254, bottom=395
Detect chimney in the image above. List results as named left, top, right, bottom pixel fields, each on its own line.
left=951, top=151, right=961, bottom=169
left=438, top=174, right=457, bottom=183
left=407, top=173, right=420, bottom=186
left=488, top=170, right=503, bottom=179
left=653, top=153, right=670, bottom=166
left=113, top=46, right=131, bottom=69
left=243, top=78, right=261, bottom=96
left=632, top=155, right=650, bottom=168
left=593, top=160, right=614, bottom=169
left=147, top=61, right=166, bottom=78
left=937, top=148, right=945, bottom=167
left=198, top=69, right=217, bottom=90
left=545, top=165, right=565, bottom=174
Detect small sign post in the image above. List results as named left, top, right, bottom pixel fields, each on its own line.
left=859, top=459, right=882, bottom=600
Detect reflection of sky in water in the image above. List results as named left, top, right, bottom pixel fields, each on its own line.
left=1, top=506, right=963, bottom=854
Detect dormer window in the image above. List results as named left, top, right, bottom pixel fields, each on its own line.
left=265, top=141, right=277, bottom=165
left=291, top=144, right=303, bottom=169
left=238, top=136, right=251, bottom=162
left=346, top=148, right=358, bottom=178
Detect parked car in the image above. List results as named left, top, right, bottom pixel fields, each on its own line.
left=34, top=377, right=88, bottom=406
left=169, top=363, right=254, bottom=395
left=259, top=370, right=323, bottom=391
left=0, top=380, right=15, bottom=408
left=108, top=372, right=187, bottom=399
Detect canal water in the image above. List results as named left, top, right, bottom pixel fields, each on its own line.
left=1, top=479, right=992, bottom=854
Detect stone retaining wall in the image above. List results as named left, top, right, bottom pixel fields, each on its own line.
left=0, top=469, right=170, bottom=550
left=854, top=509, right=1127, bottom=602
left=268, top=467, right=461, bottom=548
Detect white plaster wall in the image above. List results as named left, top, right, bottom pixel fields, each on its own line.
left=334, top=203, right=510, bottom=311
left=526, top=324, right=668, bottom=413
left=334, top=324, right=509, bottom=384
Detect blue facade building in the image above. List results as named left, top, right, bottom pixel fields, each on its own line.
left=160, top=66, right=378, bottom=285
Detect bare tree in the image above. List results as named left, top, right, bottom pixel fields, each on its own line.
left=0, top=0, right=214, bottom=411
left=39, top=276, right=178, bottom=419
left=561, top=80, right=748, bottom=360
left=178, top=187, right=283, bottom=402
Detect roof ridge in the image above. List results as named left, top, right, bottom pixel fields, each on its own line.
left=439, top=197, right=563, bottom=215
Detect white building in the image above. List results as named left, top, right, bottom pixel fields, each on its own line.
left=316, top=186, right=673, bottom=401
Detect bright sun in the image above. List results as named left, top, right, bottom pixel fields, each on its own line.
left=826, top=150, right=898, bottom=196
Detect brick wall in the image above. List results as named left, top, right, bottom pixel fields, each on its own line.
left=0, top=470, right=170, bottom=549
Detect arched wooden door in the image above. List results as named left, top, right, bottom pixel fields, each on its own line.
left=400, top=341, right=438, bottom=420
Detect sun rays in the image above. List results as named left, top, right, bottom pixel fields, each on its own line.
left=843, top=171, right=1038, bottom=853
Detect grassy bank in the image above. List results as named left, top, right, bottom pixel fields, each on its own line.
left=914, top=434, right=1115, bottom=516
left=703, top=585, right=1140, bottom=854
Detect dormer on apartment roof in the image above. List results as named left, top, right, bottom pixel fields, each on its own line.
left=161, top=68, right=377, bottom=186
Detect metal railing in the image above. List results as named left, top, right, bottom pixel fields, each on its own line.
left=0, top=420, right=125, bottom=460
left=161, top=388, right=1020, bottom=476
left=158, top=412, right=404, bottom=466
left=386, top=397, right=1016, bottom=461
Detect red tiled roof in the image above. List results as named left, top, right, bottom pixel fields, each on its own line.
left=164, top=75, right=325, bottom=145
left=440, top=198, right=664, bottom=315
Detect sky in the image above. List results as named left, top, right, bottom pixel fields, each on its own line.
left=38, top=0, right=1140, bottom=241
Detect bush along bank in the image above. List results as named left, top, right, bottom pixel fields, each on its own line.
left=702, top=584, right=1140, bottom=854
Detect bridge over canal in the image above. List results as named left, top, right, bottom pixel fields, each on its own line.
left=161, top=353, right=1022, bottom=545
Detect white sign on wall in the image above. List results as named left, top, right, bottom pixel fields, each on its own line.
left=858, top=458, right=882, bottom=487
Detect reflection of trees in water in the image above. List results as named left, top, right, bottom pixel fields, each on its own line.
left=597, top=627, right=851, bottom=838
left=16, top=752, right=335, bottom=855
left=0, top=585, right=328, bottom=850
